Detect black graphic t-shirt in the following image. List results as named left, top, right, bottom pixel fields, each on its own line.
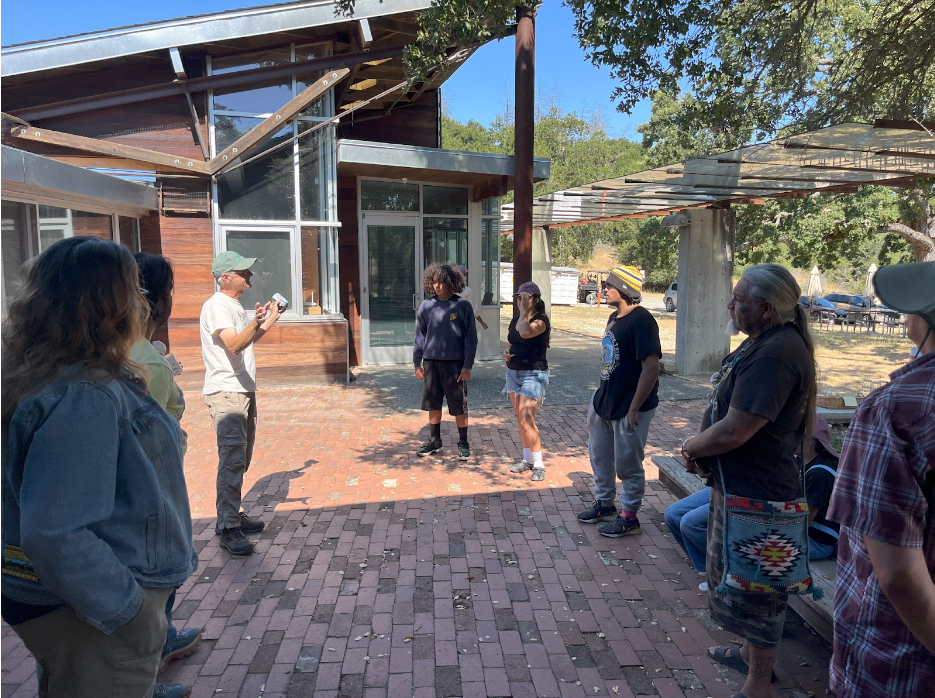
left=592, top=306, right=662, bottom=420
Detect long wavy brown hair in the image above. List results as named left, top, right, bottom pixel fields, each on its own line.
left=2, top=237, right=149, bottom=424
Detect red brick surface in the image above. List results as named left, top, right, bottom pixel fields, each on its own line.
left=1, top=381, right=831, bottom=697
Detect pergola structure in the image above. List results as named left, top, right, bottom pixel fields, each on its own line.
left=501, top=121, right=935, bottom=374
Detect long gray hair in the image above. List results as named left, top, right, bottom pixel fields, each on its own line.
left=741, top=263, right=817, bottom=442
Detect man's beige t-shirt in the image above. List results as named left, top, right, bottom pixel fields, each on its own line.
left=200, top=292, right=257, bottom=394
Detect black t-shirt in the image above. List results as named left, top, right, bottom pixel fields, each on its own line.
left=805, top=452, right=839, bottom=547
left=701, top=324, right=814, bottom=501
left=592, top=306, right=662, bottom=420
left=507, top=313, right=550, bottom=370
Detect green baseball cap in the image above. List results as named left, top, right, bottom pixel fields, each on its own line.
left=212, top=251, right=256, bottom=278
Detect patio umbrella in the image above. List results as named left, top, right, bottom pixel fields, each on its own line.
left=865, top=263, right=878, bottom=298
left=807, top=266, right=823, bottom=298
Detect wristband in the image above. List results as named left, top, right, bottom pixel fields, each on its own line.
left=681, top=439, right=694, bottom=461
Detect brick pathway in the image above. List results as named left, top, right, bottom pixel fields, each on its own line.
left=1, top=379, right=831, bottom=697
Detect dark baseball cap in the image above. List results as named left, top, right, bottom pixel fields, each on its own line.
left=516, top=281, right=541, bottom=296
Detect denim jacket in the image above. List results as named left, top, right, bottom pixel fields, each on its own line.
left=2, top=367, right=198, bottom=634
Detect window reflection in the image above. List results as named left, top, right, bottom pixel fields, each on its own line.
left=217, top=127, right=295, bottom=220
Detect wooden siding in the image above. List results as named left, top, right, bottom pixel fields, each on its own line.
left=337, top=89, right=439, bottom=148
left=337, top=175, right=362, bottom=366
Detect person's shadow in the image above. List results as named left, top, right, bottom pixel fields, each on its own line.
left=241, top=458, right=317, bottom=515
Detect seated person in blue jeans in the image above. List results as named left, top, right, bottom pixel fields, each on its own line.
left=665, top=414, right=840, bottom=589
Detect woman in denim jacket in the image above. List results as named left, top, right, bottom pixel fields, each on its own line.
left=1, top=237, right=198, bottom=698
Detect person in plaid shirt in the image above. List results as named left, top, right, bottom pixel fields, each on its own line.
left=828, top=261, right=935, bottom=697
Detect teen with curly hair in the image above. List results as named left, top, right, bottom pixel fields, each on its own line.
left=413, top=263, right=477, bottom=460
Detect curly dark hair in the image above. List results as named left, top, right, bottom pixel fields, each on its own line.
left=422, top=262, right=465, bottom=296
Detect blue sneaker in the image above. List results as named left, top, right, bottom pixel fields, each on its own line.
left=160, top=627, right=202, bottom=671
left=154, top=685, right=191, bottom=698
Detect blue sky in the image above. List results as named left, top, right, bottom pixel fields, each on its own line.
left=2, top=0, right=649, bottom=140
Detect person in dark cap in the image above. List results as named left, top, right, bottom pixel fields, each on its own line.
left=576, top=266, right=662, bottom=537
left=828, top=261, right=935, bottom=697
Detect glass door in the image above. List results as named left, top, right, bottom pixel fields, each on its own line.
left=362, top=215, right=419, bottom=364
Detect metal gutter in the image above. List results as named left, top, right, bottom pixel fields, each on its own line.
left=1, top=0, right=432, bottom=77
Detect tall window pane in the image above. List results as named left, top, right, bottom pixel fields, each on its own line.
left=299, top=124, right=324, bottom=221
left=226, top=230, right=292, bottom=312
left=213, top=79, right=293, bottom=115
left=423, top=186, right=468, bottom=215
left=301, top=226, right=322, bottom=315
left=119, top=216, right=141, bottom=253
left=423, top=218, right=468, bottom=267
left=480, top=217, right=500, bottom=306
left=296, top=42, right=332, bottom=117
left=360, top=180, right=419, bottom=211
left=217, top=126, right=295, bottom=220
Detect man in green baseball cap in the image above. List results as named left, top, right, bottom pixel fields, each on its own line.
left=200, top=250, right=282, bottom=555
left=826, top=260, right=935, bottom=697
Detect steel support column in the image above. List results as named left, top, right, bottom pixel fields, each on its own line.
left=512, top=4, right=535, bottom=315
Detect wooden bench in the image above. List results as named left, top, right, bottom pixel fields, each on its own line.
left=653, top=455, right=835, bottom=643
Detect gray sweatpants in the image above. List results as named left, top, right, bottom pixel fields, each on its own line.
left=205, top=391, right=257, bottom=530
left=587, top=400, right=655, bottom=513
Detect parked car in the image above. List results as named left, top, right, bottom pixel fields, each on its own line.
left=823, top=293, right=873, bottom=321
left=800, top=296, right=847, bottom=321
left=663, top=282, right=677, bottom=312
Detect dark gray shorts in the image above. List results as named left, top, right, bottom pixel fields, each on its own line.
left=421, top=359, right=467, bottom=416
left=706, top=485, right=789, bottom=649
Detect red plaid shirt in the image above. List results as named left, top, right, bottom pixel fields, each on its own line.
left=827, top=350, right=935, bottom=697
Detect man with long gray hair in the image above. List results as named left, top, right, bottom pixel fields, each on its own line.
left=680, top=263, right=816, bottom=698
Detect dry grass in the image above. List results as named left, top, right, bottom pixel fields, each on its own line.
left=546, top=301, right=914, bottom=396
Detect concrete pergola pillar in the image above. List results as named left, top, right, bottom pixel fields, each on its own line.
left=668, top=207, right=734, bottom=375
left=531, top=226, right=552, bottom=317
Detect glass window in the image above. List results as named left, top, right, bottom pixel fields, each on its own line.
left=37, top=206, right=112, bottom=250
left=301, top=227, right=322, bottom=315
left=423, top=217, right=468, bottom=267
left=2, top=201, right=37, bottom=315
left=213, top=79, right=294, bottom=115
left=360, top=180, right=420, bottom=211
left=119, top=216, right=141, bottom=253
left=226, top=230, right=292, bottom=312
left=296, top=42, right=333, bottom=117
left=217, top=126, right=295, bottom=220
left=423, top=186, right=468, bottom=215
left=211, top=48, right=292, bottom=74
left=299, top=124, right=324, bottom=221
left=480, top=217, right=500, bottom=306
left=481, top=197, right=500, bottom=216
left=368, top=223, right=416, bottom=347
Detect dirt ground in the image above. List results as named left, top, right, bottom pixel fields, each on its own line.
left=546, top=297, right=914, bottom=397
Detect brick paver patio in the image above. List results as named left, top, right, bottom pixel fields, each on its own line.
left=1, top=378, right=831, bottom=697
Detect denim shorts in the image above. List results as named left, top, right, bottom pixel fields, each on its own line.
left=504, top=368, right=549, bottom=402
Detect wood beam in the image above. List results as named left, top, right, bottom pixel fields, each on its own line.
left=11, top=125, right=211, bottom=174
left=335, top=40, right=363, bottom=110
left=209, top=67, right=349, bottom=174
left=12, top=46, right=404, bottom=122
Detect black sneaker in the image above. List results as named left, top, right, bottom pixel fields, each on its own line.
left=577, top=502, right=617, bottom=524
left=239, top=512, right=265, bottom=534
left=417, top=438, right=443, bottom=456
left=457, top=442, right=471, bottom=461
left=219, top=527, right=254, bottom=555
left=530, top=467, right=545, bottom=482
left=598, top=515, right=642, bottom=538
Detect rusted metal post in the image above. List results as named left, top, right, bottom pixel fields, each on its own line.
left=512, top=3, right=535, bottom=316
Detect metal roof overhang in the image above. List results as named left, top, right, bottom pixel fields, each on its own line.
left=1, top=0, right=433, bottom=77
left=500, top=122, right=935, bottom=230
left=337, top=139, right=550, bottom=198
left=1, top=145, right=158, bottom=214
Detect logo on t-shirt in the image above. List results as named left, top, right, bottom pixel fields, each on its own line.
left=450, top=313, right=458, bottom=321
left=600, top=330, right=619, bottom=380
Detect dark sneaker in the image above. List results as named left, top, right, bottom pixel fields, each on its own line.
left=457, top=442, right=471, bottom=461
left=239, top=512, right=265, bottom=534
left=160, top=628, right=202, bottom=671
left=599, top=515, right=642, bottom=538
left=219, top=527, right=254, bottom=556
left=577, top=502, right=617, bottom=524
left=154, top=685, right=192, bottom=698
left=530, top=467, right=545, bottom=482
left=417, top=437, right=443, bottom=456
left=510, top=460, right=532, bottom=473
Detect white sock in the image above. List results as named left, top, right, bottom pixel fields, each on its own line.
left=523, top=448, right=532, bottom=463
left=532, top=451, right=544, bottom=469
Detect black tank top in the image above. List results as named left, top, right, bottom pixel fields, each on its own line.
left=507, top=313, right=550, bottom=370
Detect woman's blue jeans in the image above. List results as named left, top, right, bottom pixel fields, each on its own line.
left=663, top=488, right=710, bottom=573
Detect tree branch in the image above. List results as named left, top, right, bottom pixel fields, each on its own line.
left=874, top=222, right=935, bottom=262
